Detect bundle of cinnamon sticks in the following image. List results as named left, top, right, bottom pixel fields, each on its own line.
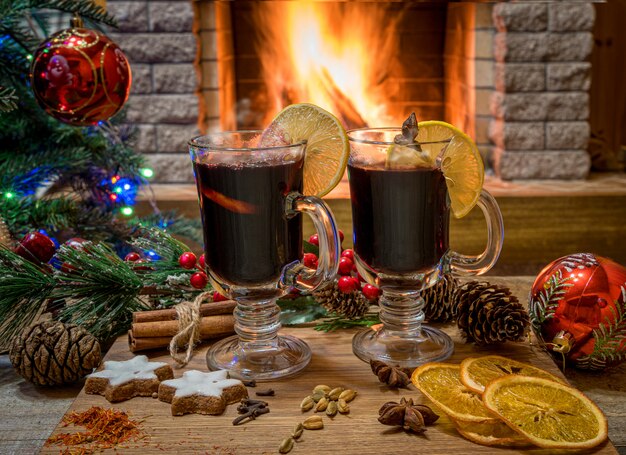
left=128, top=300, right=236, bottom=352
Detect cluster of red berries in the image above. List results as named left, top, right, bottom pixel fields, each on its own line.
left=304, top=230, right=381, bottom=301
left=124, top=250, right=210, bottom=290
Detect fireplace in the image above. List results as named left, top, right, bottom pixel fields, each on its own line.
left=109, top=1, right=597, bottom=182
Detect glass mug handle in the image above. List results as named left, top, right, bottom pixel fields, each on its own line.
left=448, top=189, right=504, bottom=276
left=281, top=192, right=340, bottom=291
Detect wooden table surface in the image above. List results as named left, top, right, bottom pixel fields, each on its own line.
left=1, top=277, right=625, bottom=454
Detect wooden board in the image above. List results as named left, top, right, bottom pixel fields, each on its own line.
left=43, top=281, right=618, bottom=455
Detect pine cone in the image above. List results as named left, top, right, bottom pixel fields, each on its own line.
left=10, top=320, right=101, bottom=386
left=455, top=281, right=530, bottom=345
left=313, top=281, right=370, bottom=319
left=422, top=274, right=459, bottom=323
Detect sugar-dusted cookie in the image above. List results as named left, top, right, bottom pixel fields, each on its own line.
left=158, top=370, right=248, bottom=416
left=85, top=355, right=174, bottom=402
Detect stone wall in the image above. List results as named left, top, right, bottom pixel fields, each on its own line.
left=107, top=0, right=199, bottom=183
left=490, top=2, right=594, bottom=179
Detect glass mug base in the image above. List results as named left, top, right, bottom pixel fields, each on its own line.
left=206, top=334, right=312, bottom=381
left=352, top=325, right=454, bottom=368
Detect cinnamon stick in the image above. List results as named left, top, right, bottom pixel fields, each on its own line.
left=131, top=314, right=235, bottom=338
left=132, top=300, right=236, bottom=323
left=128, top=315, right=235, bottom=352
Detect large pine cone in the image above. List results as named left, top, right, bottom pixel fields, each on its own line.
left=313, top=281, right=370, bottom=319
left=455, top=281, right=529, bottom=345
left=423, top=274, right=459, bottom=323
left=10, top=320, right=101, bottom=386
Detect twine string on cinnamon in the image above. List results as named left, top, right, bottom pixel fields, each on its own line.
left=169, top=290, right=213, bottom=366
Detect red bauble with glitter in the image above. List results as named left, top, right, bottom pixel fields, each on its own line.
left=30, top=27, right=131, bottom=126
left=14, top=232, right=56, bottom=264
left=529, top=253, right=626, bottom=370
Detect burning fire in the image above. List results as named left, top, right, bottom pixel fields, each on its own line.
left=252, top=2, right=404, bottom=129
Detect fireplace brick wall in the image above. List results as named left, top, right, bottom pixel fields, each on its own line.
left=106, top=0, right=200, bottom=183
left=490, top=2, right=594, bottom=179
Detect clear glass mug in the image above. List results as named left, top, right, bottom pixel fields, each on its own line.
left=347, top=128, right=504, bottom=367
left=189, top=132, right=340, bottom=380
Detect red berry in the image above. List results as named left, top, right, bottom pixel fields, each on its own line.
left=179, top=251, right=197, bottom=269
left=14, top=232, right=56, bottom=264
left=362, top=284, right=381, bottom=300
left=341, top=249, right=354, bottom=261
left=198, top=254, right=206, bottom=270
left=124, top=252, right=141, bottom=262
left=133, top=259, right=153, bottom=271
left=308, top=233, right=319, bottom=246
left=338, top=229, right=345, bottom=244
left=351, top=276, right=362, bottom=290
left=212, top=291, right=228, bottom=302
left=338, top=257, right=353, bottom=275
left=190, top=271, right=208, bottom=289
left=337, top=275, right=358, bottom=293
left=303, top=252, right=318, bottom=269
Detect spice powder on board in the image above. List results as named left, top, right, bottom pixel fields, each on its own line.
left=46, top=406, right=146, bottom=453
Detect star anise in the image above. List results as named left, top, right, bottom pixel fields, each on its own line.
left=370, top=359, right=413, bottom=388
left=378, top=398, right=439, bottom=433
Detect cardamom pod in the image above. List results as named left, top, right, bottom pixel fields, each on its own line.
left=279, top=437, right=294, bottom=454
left=338, top=389, right=357, bottom=403
left=313, top=384, right=331, bottom=394
left=300, top=395, right=314, bottom=412
left=292, top=423, right=304, bottom=440
left=302, top=415, right=324, bottom=430
left=328, top=387, right=344, bottom=401
left=326, top=400, right=338, bottom=417
left=311, top=390, right=326, bottom=402
left=315, top=396, right=329, bottom=412
left=337, top=398, right=350, bottom=414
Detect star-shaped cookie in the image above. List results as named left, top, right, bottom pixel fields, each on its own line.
left=85, top=355, right=174, bottom=402
left=158, top=370, right=248, bottom=416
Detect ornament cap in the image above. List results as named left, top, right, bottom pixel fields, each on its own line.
left=71, top=14, right=84, bottom=28
left=552, top=330, right=573, bottom=354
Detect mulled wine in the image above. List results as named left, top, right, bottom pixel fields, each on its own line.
left=193, top=158, right=303, bottom=286
left=348, top=163, right=450, bottom=274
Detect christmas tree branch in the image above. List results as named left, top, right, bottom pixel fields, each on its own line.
left=314, top=312, right=381, bottom=332
left=0, top=247, right=56, bottom=346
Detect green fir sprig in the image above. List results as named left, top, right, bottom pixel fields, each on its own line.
left=314, top=312, right=381, bottom=332
left=529, top=269, right=574, bottom=331
left=577, top=286, right=626, bottom=370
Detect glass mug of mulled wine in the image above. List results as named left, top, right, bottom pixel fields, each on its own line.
left=347, top=128, right=504, bottom=367
left=190, top=132, right=340, bottom=380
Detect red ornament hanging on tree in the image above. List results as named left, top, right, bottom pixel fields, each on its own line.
left=30, top=19, right=131, bottom=126
left=529, top=253, right=626, bottom=370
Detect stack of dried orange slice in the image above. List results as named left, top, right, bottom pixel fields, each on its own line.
left=411, top=355, right=608, bottom=449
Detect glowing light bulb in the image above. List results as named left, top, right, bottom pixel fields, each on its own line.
left=121, top=206, right=134, bottom=216
left=140, top=168, right=154, bottom=179
left=4, top=192, right=14, bottom=199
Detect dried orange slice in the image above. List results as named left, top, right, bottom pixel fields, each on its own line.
left=460, top=355, right=566, bottom=394
left=411, top=363, right=498, bottom=423
left=261, top=103, right=349, bottom=197
left=453, top=419, right=531, bottom=447
left=483, top=376, right=608, bottom=449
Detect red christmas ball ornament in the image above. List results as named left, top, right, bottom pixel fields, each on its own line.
left=338, top=257, right=353, bottom=276
left=178, top=252, right=197, bottom=270
left=30, top=26, right=131, bottom=126
left=337, top=275, right=358, bottom=294
left=190, top=272, right=208, bottom=289
left=529, top=253, right=626, bottom=370
left=14, top=232, right=56, bottom=264
left=124, top=252, right=141, bottom=262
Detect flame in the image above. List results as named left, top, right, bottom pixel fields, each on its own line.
left=252, top=3, right=404, bottom=128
